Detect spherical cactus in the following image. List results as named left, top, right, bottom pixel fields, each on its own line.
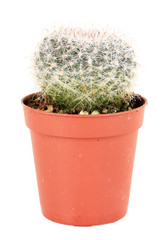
left=33, top=27, right=137, bottom=113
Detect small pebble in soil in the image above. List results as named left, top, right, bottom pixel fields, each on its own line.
left=102, top=109, right=108, bottom=114
left=91, top=110, right=100, bottom=115
left=79, top=110, right=89, bottom=115
left=45, top=105, right=53, bottom=112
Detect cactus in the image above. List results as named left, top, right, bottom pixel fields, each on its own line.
left=33, top=27, right=137, bottom=113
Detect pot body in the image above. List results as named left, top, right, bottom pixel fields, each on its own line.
left=22, top=93, right=147, bottom=226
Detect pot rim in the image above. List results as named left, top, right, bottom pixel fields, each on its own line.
left=21, top=92, right=147, bottom=118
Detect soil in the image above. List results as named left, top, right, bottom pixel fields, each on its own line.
left=25, top=92, right=144, bottom=114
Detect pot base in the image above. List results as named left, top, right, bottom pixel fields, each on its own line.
left=42, top=210, right=127, bottom=226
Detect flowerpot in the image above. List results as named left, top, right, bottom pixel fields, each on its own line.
left=22, top=93, right=147, bottom=226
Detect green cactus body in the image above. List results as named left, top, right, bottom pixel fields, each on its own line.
left=34, top=27, right=137, bottom=113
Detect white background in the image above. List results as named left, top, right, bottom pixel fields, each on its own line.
left=0, top=0, right=167, bottom=239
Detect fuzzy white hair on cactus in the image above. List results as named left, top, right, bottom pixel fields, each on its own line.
left=33, top=27, right=137, bottom=112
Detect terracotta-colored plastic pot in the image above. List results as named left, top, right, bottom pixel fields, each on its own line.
left=22, top=93, right=147, bottom=226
